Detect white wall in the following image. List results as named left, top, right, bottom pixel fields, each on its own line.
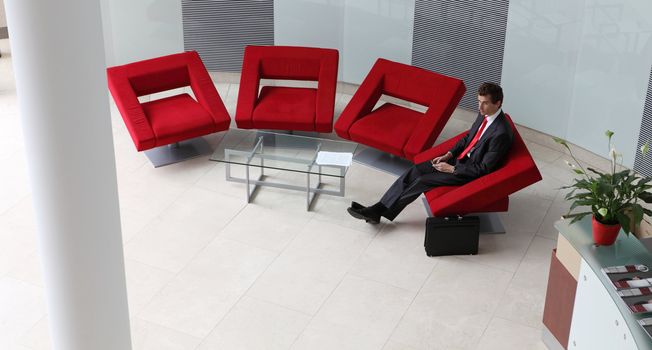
left=101, top=0, right=183, bottom=66
left=502, top=0, right=652, bottom=167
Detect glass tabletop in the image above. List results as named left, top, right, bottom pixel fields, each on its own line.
left=209, top=129, right=358, bottom=177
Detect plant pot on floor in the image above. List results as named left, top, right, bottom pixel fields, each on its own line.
left=592, top=216, right=621, bottom=246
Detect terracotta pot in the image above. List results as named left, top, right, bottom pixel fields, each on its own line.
left=592, top=216, right=621, bottom=246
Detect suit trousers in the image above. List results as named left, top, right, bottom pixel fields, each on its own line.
left=379, top=160, right=471, bottom=220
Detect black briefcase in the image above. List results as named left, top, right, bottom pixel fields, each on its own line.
left=425, top=216, right=480, bottom=256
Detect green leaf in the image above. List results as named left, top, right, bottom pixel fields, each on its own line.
left=617, top=211, right=631, bottom=233
left=643, top=208, right=652, bottom=217
left=552, top=136, right=568, bottom=146
left=586, top=167, right=605, bottom=176
left=642, top=142, right=649, bottom=157
left=598, top=207, right=609, bottom=217
left=632, top=204, right=645, bottom=224
left=639, top=192, right=652, bottom=203
left=573, top=169, right=584, bottom=175
left=605, top=130, right=614, bottom=138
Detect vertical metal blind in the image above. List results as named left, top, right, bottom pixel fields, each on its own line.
left=181, top=0, right=274, bottom=72
left=634, top=66, right=652, bottom=176
left=412, top=0, right=510, bottom=109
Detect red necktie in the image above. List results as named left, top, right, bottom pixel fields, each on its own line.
left=457, top=116, right=489, bottom=160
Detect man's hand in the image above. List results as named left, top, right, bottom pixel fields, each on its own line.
left=433, top=162, right=454, bottom=173
left=430, top=152, right=452, bottom=165
left=431, top=152, right=454, bottom=173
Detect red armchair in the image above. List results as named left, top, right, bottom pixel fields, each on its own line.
left=107, top=51, right=230, bottom=166
left=414, top=114, right=542, bottom=217
left=235, top=45, right=339, bottom=132
left=335, top=58, right=465, bottom=161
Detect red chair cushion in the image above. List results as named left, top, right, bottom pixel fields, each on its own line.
left=348, top=103, right=422, bottom=157
left=252, top=86, right=317, bottom=131
left=143, top=94, right=216, bottom=146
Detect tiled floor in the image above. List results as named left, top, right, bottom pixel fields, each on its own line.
left=0, top=38, right=600, bottom=349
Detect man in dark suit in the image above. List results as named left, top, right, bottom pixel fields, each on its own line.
left=348, top=82, right=514, bottom=224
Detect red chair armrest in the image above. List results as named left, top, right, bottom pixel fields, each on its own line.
left=404, top=81, right=465, bottom=160
left=187, top=52, right=229, bottom=126
left=315, top=50, right=339, bottom=132
left=413, top=132, right=465, bottom=163
left=334, top=67, right=384, bottom=139
left=107, top=68, right=156, bottom=151
left=235, top=47, right=262, bottom=129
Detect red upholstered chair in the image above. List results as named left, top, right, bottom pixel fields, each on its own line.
left=107, top=51, right=230, bottom=167
left=334, top=58, right=466, bottom=162
left=236, top=45, right=339, bottom=132
left=414, top=114, right=542, bottom=218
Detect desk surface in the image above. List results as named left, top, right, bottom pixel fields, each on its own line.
left=555, top=218, right=652, bottom=350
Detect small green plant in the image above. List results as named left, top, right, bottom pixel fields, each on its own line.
left=554, top=131, right=652, bottom=234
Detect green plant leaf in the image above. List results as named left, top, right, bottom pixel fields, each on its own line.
left=617, top=211, right=631, bottom=234
left=605, top=130, right=614, bottom=138
left=569, top=213, right=592, bottom=224
left=573, top=169, right=584, bottom=175
left=642, top=142, right=649, bottom=157
left=586, top=167, right=605, bottom=176
left=639, top=192, right=652, bottom=203
left=552, top=136, right=568, bottom=146
left=598, top=207, right=609, bottom=217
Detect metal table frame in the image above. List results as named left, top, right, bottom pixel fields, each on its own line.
left=224, top=136, right=348, bottom=210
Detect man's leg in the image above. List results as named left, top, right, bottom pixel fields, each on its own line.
left=381, top=171, right=468, bottom=221
left=348, top=162, right=433, bottom=223
left=378, top=161, right=435, bottom=209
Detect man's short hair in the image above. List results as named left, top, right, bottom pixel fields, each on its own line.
left=478, top=82, right=503, bottom=104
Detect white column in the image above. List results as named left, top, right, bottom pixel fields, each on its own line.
left=4, top=1, right=132, bottom=350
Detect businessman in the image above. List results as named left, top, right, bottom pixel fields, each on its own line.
left=347, top=82, right=514, bottom=224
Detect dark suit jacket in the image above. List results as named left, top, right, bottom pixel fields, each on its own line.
left=448, top=111, right=514, bottom=179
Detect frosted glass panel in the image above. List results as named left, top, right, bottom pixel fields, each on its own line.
left=566, top=0, right=652, bottom=167
left=501, top=0, right=585, bottom=139
left=503, top=0, right=652, bottom=167
left=342, top=0, right=414, bottom=83
left=274, top=0, right=345, bottom=79
left=105, top=0, right=183, bottom=65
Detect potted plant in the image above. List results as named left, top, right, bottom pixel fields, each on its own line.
left=553, top=131, right=652, bottom=245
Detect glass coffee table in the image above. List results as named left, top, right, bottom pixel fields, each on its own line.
left=210, top=129, right=358, bottom=210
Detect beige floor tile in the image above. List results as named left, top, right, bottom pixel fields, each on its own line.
left=499, top=192, right=553, bottom=233
left=247, top=220, right=374, bottom=315
left=391, top=258, right=513, bottom=350
left=131, top=318, right=202, bottom=350
left=382, top=340, right=420, bottom=350
left=218, top=204, right=312, bottom=252
left=457, top=230, right=536, bottom=273
left=495, top=236, right=556, bottom=329
left=0, top=277, right=46, bottom=346
left=475, top=317, right=547, bottom=350
left=198, top=296, right=311, bottom=350
left=139, top=238, right=276, bottom=338
left=124, top=259, right=175, bottom=315
left=349, top=223, right=438, bottom=291
left=307, top=275, right=414, bottom=342
left=291, top=319, right=387, bottom=350
left=124, top=187, right=246, bottom=273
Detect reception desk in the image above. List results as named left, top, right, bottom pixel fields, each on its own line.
left=543, top=218, right=652, bottom=350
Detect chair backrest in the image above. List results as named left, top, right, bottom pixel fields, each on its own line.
left=243, top=45, right=338, bottom=81
left=108, top=51, right=204, bottom=97
left=372, top=58, right=464, bottom=108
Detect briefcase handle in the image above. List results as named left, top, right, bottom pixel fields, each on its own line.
left=443, top=215, right=464, bottom=221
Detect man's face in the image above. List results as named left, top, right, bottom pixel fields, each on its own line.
left=478, top=94, right=501, bottom=116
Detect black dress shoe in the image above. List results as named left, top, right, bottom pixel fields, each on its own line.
left=347, top=205, right=380, bottom=224
left=351, top=201, right=365, bottom=210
